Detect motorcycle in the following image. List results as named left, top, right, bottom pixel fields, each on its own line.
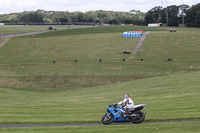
left=101, top=104, right=146, bottom=125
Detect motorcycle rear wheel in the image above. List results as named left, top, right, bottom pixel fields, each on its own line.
left=129, top=111, right=145, bottom=124
left=101, top=113, right=114, bottom=125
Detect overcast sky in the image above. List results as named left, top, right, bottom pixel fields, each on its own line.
left=0, top=0, right=199, bottom=14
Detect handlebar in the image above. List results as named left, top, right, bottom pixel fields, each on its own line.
left=109, top=104, right=118, bottom=108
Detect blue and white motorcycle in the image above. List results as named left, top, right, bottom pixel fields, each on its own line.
left=101, top=104, right=146, bottom=125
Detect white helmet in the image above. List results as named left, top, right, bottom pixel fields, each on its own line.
left=123, top=95, right=129, bottom=99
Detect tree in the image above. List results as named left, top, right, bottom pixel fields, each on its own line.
left=16, top=11, right=44, bottom=23
left=0, top=13, right=18, bottom=23
left=186, top=3, right=200, bottom=27
left=75, top=12, right=85, bottom=22
left=84, top=11, right=98, bottom=22
left=145, top=4, right=190, bottom=26
left=96, top=10, right=112, bottom=24
left=167, top=5, right=179, bottom=26
left=50, top=11, right=70, bottom=23
left=144, top=6, right=163, bottom=24
left=0, top=9, right=146, bottom=25
left=130, top=10, right=145, bottom=25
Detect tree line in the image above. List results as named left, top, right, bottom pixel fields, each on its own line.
left=0, top=10, right=145, bottom=25
left=0, top=3, right=199, bottom=27
left=145, top=3, right=200, bottom=27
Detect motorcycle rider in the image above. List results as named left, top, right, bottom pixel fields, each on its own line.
left=113, top=95, right=135, bottom=116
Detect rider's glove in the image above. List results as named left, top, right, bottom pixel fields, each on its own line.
left=113, top=103, right=117, bottom=106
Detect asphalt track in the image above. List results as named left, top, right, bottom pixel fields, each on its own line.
left=132, top=31, right=150, bottom=55
left=0, top=120, right=200, bottom=128
left=0, top=31, right=48, bottom=40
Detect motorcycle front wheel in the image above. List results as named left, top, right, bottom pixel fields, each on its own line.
left=129, top=111, right=145, bottom=124
left=101, top=113, right=114, bottom=125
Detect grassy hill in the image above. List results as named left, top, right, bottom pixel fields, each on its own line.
left=37, top=25, right=162, bottom=37
left=0, top=25, right=69, bottom=35
left=0, top=26, right=199, bottom=90
left=0, top=71, right=199, bottom=125
left=0, top=25, right=199, bottom=132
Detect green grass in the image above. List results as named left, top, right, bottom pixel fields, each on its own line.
left=38, top=25, right=162, bottom=37
left=0, top=27, right=199, bottom=90
left=0, top=32, right=140, bottom=64
left=0, top=25, right=157, bottom=36
left=0, top=26, right=200, bottom=133
left=0, top=38, right=6, bottom=45
left=0, top=25, right=46, bottom=34
left=0, top=71, right=199, bottom=125
left=1, top=122, right=200, bottom=133
left=0, top=25, right=70, bottom=35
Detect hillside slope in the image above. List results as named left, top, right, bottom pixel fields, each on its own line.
left=0, top=71, right=199, bottom=124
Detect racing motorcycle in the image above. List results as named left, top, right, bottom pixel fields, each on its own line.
left=101, top=104, right=146, bottom=125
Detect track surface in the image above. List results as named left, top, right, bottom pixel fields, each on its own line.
left=0, top=31, right=48, bottom=39
left=1, top=120, right=200, bottom=128
left=132, top=31, right=150, bottom=54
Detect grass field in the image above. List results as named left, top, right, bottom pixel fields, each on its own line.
left=0, top=26, right=199, bottom=90
left=37, top=25, right=161, bottom=37
left=0, top=71, right=200, bottom=125
left=1, top=122, right=200, bottom=133
left=0, top=38, right=6, bottom=46
left=0, top=25, right=72, bottom=35
left=0, top=25, right=200, bottom=132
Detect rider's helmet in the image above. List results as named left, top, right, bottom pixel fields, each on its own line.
left=123, top=95, right=129, bottom=100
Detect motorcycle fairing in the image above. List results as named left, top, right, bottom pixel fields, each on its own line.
left=107, top=106, right=129, bottom=122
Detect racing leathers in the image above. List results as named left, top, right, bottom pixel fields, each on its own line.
left=117, top=97, right=135, bottom=114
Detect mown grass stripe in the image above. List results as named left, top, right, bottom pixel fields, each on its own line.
left=0, top=38, right=10, bottom=48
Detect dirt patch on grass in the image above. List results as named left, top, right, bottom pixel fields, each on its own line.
left=0, top=75, right=143, bottom=90
left=0, top=77, right=22, bottom=87
left=111, top=67, right=121, bottom=70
